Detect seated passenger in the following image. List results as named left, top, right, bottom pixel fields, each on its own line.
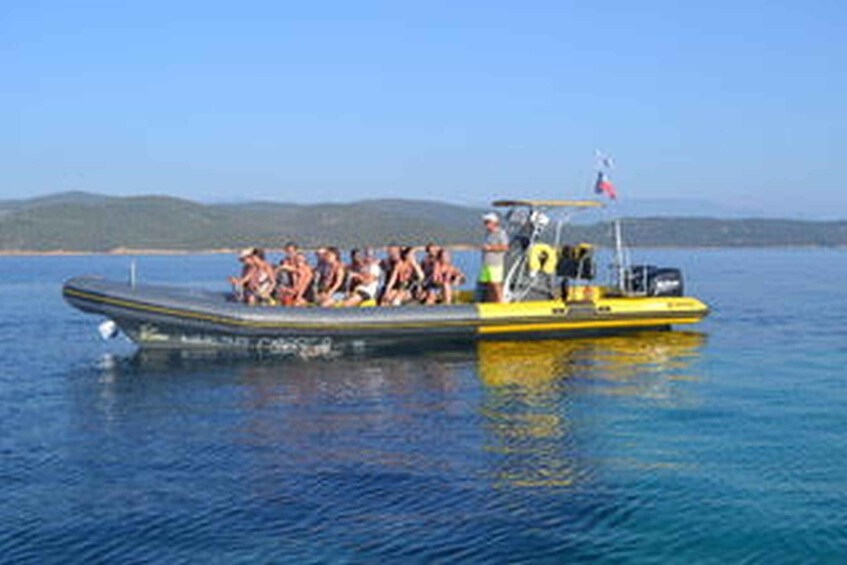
left=291, top=253, right=314, bottom=306
left=276, top=241, right=313, bottom=306
left=419, top=243, right=441, bottom=301
left=381, top=246, right=424, bottom=306
left=251, top=248, right=277, bottom=304
left=309, top=247, right=328, bottom=302
left=229, top=248, right=276, bottom=305
left=424, top=249, right=465, bottom=305
left=317, top=247, right=347, bottom=307
left=345, top=248, right=364, bottom=292
left=228, top=247, right=256, bottom=303
left=380, top=244, right=401, bottom=273
left=378, top=244, right=401, bottom=302
left=275, top=241, right=296, bottom=302
left=406, top=247, right=425, bottom=299
left=341, top=248, right=382, bottom=307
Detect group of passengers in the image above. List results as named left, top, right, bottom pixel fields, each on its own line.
left=229, top=242, right=466, bottom=308
left=229, top=211, right=509, bottom=307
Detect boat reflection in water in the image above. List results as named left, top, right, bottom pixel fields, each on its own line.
left=88, top=331, right=706, bottom=493
left=475, top=331, right=706, bottom=489
left=478, top=331, right=705, bottom=396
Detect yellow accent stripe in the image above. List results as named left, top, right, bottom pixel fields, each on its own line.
left=477, top=302, right=570, bottom=319
left=477, top=297, right=709, bottom=320
left=478, top=317, right=702, bottom=335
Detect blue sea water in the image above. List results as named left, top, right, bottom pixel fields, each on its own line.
left=1, top=249, right=846, bottom=563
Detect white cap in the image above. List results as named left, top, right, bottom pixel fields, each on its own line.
left=482, top=212, right=499, bottom=224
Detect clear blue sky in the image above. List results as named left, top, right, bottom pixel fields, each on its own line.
left=2, top=1, right=844, bottom=216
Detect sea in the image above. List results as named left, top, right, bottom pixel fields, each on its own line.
left=1, top=248, right=846, bottom=563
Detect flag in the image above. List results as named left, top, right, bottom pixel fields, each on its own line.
left=594, top=170, right=617, bottom=200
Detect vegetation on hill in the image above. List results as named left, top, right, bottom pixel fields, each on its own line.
left=0, top=192, right=844, bottom=252
left=0, top=193, right=478, bottom=251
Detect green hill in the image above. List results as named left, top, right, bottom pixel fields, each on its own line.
left=0, top=192, right=845, bottom=252
left=0, top=193, right=479, bottom=251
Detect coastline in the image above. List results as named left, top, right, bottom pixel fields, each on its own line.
left=0, top=244, right=481, bottom=257
left=0, top=248, right=240, bottom=257
left=1, top=244, right=845, bottom=257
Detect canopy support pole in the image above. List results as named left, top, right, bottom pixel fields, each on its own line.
left=614, top=219, right=626, bottom=293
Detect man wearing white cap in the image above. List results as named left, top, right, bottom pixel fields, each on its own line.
left=479, top=212, right=509, bottom=303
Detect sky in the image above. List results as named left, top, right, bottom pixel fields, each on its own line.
left=2, top=1, right=845, bottom=217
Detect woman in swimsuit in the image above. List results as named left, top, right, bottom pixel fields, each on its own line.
left=424, top=248, right=465, bottom=305
left=230, top=248, right=276, bottom=305
left=318, top=248, right=347, bottom=307
left=377, top=245, right=400, bottom=303
left=250, top=248, right=277, bottom=304
left=341, top=250, right=382, bottom=307
left=382, top=247, right=424, bottom=306
left=228, top=248, right=257, bottom=303
left=418, top=243, right=441, bottom=301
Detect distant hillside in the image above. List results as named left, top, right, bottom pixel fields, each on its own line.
left=0, top=190, right=114, bottom=213
left=616, top=217, right=847, bottom=247
left=611, top=198, right=765, bottom=218
left=0, top=192, right=479, bottom=252
left=0, top=192, right=845, bottom=252
left=581, top=218, right=847, bottom=248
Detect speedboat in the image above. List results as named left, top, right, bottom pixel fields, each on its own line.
left=63, top=200, right=709, bottom=355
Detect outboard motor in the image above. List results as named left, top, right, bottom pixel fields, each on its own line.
left=626, top=265, right=684, bottom=297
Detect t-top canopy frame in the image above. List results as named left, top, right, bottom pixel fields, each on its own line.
left=492, top=199, right=603, bottom=209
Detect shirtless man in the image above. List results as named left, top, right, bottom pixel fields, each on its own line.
left=277, top=242, right=313, bottom=306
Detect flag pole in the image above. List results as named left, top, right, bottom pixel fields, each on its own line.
left=594, top=150, right=624, bottom=292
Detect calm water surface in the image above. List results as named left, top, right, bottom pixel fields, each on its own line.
left=1, top=249, right=846, bottom=563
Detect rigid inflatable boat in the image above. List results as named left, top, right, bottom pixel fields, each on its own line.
left=63, top=276, right=708, bottom=354
left=63, top=200, right=709, bottom=354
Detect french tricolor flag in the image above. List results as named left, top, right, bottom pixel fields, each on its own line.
left=594, top=170, right=617, bottom=200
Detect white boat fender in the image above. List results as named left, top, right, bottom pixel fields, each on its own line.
left=98, top=320, right=119, bottom=340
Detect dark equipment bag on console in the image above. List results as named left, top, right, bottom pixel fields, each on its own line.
left=626, top=265, right=684, bottom=297
left=557, top=244, right=595, bottom=280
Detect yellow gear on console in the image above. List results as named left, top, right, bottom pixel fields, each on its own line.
left=528, top=243, right=557, bottom=274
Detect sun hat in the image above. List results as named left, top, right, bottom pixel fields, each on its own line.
left=482, top=212, right=499, bottom=224
left=239, top=247, right=255, bottom=259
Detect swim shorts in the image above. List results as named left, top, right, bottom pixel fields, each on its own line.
left=478, top=264, right=503, bottom=284
left=356, top=287, right=377, bottom=301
